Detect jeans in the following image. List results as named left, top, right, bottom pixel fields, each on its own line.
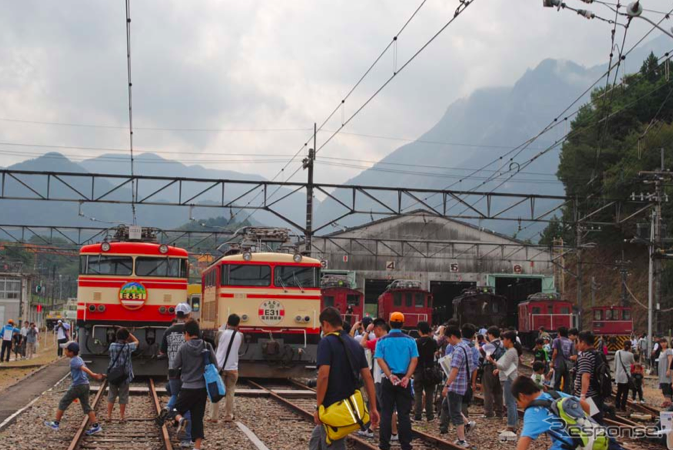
left=502, top=379, right=518, bottom=429
left=482, top=365, right=503, bottom=417
left=380, top=377, right=413, bottom=450
left=309, top=425, right=346, bottom=450
left=168, top=378, right=192, bottom=442
left=631, top=380, right=643, bottom=401
left=0, top=340, right=11, bottom=362
left=554, top=365, right=572, bottom=394
left=173, top=388, right=207, bottom=441
left=615, top=383, right=629, bottom=410
left=412, top=378, right=435, bottom=420
left=57, top=338, right=67, bottom=357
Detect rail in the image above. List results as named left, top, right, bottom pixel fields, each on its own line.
left=66, top=379, right=107, bottom=450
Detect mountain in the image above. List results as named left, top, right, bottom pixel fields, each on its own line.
left=315, top=35, right=673, bottom=238
left=1, top=152, right=315, bottom=233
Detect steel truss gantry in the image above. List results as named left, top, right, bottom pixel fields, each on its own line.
left=0, top=169, right=640, bottom=234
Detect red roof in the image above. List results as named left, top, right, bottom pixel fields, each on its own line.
left=80, top=242, right=189, bottom=257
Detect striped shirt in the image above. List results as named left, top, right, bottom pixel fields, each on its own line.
left=574, top=349, right=599, bottom=398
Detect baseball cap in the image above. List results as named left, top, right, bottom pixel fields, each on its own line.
left=175, top=302, right=192, bottom=317
left=390, top=312, right=405, bottom=323
left=7, top=319, right=13, bottom=324
left=362, top=316, right=373, bottom=328
left=59, top=341, right=80, bottom=354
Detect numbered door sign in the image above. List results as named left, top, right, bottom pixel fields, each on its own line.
left=450, top=263, right=459, bottom=273
left=386, top=261, right=396, bottom=271
left=320, top=259, right=328, bottom=269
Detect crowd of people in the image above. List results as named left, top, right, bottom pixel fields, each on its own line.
left=0, top=319, right=40, bottom=362
left=312, top=310, right=673, bottom=450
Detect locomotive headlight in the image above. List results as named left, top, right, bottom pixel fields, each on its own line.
left=241, top=314, right=249, bottom=322
left=98, top=304, right=106, bottom=312
left=159, top=244, right=169, bottom=254
left=168, top=307, right=175, bottom=314
left=159, top=306, right=167, bottom=314
left=101, top=242, right=111, bottom=252
left=88, top=305, right=96, bottom=312
left=293, top=253, right=302, bottom=263
left=304, top=316, right=311, bottom=323
left=295, top=315, right=302, bottom=323
left=242, top=251, right=252, bottom=261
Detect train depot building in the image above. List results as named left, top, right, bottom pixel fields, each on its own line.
left=312, top=212, right=556, bottom=325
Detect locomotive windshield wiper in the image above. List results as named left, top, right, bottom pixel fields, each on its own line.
left=277, top=277, right=288, bottom=293
left=293, top=273, right=305, bottom=293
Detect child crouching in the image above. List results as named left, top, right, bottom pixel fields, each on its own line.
left=44, top=341, right=104, bottom=435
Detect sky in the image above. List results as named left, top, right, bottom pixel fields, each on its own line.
left=0, top=0, right=670, bottom=185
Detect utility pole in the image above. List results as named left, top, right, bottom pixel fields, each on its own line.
left=303, top=123, right=316, bottom=255
left=637, top=149, right=671, bottom=354
left=576, top=221, right=584, bottom=329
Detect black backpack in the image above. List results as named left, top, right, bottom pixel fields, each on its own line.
left=107, top=343, right=129, bottom=386
left=591, top=350, right=612, bottom=399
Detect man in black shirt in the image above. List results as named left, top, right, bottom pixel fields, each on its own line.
left=310, top=307, right=379, bottom=450
left=414, top=321, right=438, bottom=421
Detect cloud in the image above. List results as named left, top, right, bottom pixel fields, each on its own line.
left=0, top=0, right=662, bottom=182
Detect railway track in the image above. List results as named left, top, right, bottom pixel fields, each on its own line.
left=67, top=379, right=172, bottom=450
left=250, top=379, right=468, bottom=450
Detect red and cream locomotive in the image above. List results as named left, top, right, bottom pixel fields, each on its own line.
left=77, top=227, right=189, bottom=375
left=518, top=292, right=575, bottom=348
left=200, top=228, right=322, bottom=378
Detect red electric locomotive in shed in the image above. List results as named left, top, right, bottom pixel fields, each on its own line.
left=378, top=280, right=433, bottom=328
left=320, top=275, right=364, bottom=324
left=518, top=292, right=575, bottom=348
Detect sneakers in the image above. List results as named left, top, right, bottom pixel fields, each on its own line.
left=44, top=420, right=59, bottom=430
left=85, top=424, right=102, bottom=436
left=179, top=440, right=193, bottom=448
left=465, top=420, right=477, bottom=436
left=453, top=440, right=470, bottom=448
left=390, top=434, right=399, bottom=441
left=176, top=417, right=190, bottom=441
left=357, top=429, right=375, bottom=438
left=155, top=407, right=170, bottom=426
left=640, top=400, right=646, bottom=404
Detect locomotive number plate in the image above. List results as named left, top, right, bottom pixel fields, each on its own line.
left=258, top=300, right=285, bottom=325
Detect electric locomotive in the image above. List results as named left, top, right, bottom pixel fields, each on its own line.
left=200, top=227, right=322, bottom=378
left=518, top=292, right=575, bottom=348
left=377, top=279, right=433, bottom=328
left=77, top=226, right=189, bottom=375
left=320, top=275, right=364, bottom=324
left=591, top=305, right=633, bottom=352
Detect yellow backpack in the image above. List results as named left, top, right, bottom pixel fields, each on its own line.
left=318, top=332, right=371, bottom=444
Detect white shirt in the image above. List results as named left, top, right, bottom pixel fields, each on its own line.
left=615, top=350, right=635, bottom=384
left=216, top=328, right=243, bottom=371
left=56, top=323, right=70, bottom=340
left=20, top=327, right=28, bottom=337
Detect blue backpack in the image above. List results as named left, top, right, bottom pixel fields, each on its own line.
left=202, top=350, right=225, bottom=403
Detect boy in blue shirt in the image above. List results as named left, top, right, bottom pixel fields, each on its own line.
left=45, top=341, right=104, bottom=435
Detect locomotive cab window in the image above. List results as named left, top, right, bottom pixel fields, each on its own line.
left=594, top=310, right=603, bottom=320
left=136, top=257, right=187, bottom=278
left=323, top=296, right=335, bottom=308
left=393, top=292, right=402, bottom=306
left=405, top=293, right=413, bottom=307
left=605, top=310, right=614, bottom=320
left=223, top=264, right=271, bottom=286
left=622, top=309, right=631, bottom=320
left=560, top=307, right=570, bottom=315
left=415, top=293, right=424, bottom=308
left=492, top=302, right=500, bottom=313
left=532, top=307, right=541, bottom=315
left=346, top=294, right=360, bottom=306
left=81, top=255, right=133, bottom=276
left=275, top=266, right=319, bottom=288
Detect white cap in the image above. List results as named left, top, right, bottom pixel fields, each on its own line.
left=175, top=303, right=192, bottom=317
left=57, top=320, right=62, bottom=324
